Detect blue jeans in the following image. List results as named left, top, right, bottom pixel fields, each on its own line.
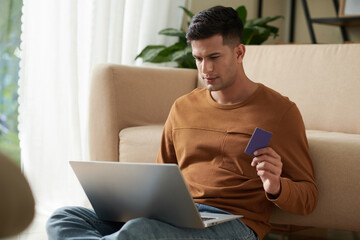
left=46, top=204, right=257, bottom=240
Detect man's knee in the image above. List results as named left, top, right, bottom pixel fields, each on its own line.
left=47, top=207, right=71, bottom=239
left=48, top=206, right=83, bottom=222
left=46, top=207, right=89, bottom=233
left=47, top=206, right=100, bottom=240
left=118, top=218, right=161, bottom=239
left=122, top=217, right=153, bottom=230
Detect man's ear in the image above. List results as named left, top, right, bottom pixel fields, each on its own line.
left=235, top=44, right=246, bottom=63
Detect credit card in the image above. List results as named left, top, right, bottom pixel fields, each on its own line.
left=244, top=127, right=273, bottom=157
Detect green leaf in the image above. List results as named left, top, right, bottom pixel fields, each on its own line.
left=245, top=16, right=282, bottom=28
left=158, top=42, right=186, bottom=57
left=179, top=6, right=194, bottom=19
left=265, top=25, right=280, bottom=37
left=248, top=33, right=270, bottom=45
left=135, top=45, right=166, bottom=61
left=148, top=55, right=171, bottom=63
left=159, top=28, right=186, bottom=38
left=177, top=54, right=196, bottom=69
left=170, top=45, right=193, bottom=63
left=236, top=6, right=247, bottom=25
left=184, top=45, right=192, bottom=55
left=136, top=43, right=188, bottom=63
left=171, top=50, right=187, bottom=61
left=242, top=15, right=282, bottom=45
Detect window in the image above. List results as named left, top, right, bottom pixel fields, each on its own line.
left=0, top=0, right=23, bottom=166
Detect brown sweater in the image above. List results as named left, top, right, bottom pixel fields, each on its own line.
left=156, top=84, right=318, bottom=239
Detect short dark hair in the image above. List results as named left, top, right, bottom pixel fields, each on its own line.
left=186, top=6, right=243, bottom=46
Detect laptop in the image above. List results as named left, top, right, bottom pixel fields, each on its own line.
left=70, top=161, right=242, bottom=229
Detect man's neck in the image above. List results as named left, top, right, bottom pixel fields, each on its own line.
left=210, top=80, right=258, bottom=105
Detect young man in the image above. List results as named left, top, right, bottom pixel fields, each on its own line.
left=47, top=6, right=317, bottom=240
left=156, top=5, right=318, bottom=239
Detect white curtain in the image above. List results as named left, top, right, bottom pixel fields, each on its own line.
left=19, top=0, right=185, bottom=218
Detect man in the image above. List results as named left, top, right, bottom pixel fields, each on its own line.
left=47, top=6, right=318, bottom=240
left=157, top=5, right=318, bottom=239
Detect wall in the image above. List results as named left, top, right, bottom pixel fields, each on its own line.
left=184, top=0, right=360, bottom=44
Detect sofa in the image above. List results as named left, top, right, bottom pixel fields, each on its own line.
left=88, top=44, right=360, bottom=233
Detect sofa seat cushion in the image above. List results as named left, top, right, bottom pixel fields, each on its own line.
left=119, top=125, right=163, bottom=163
left=271, top=130, right=360, bottom=231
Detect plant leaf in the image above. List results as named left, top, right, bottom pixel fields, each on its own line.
left=177, top=54, right=196, bottom=69
left=179, top=6, right=194, bottom=18
left=244, top=26, right=271, bottom=45
left=245, top=16, right=282, bottom=27
left=171, top=50, right=187, bottom=61
left=248, top=33, right=269, bottom=45
left=242, top=15, right=282, bottom=45
left=135, top=45, right=166, bottom=61
left=158, top=42, right=186, bottom=56
left=236, top=6, right=247, bottom=25
left=265, top=25, right=279, bottom=36
left=159, top=28, right=186, bottom=38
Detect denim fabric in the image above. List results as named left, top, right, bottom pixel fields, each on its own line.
left=46, top=204, right=257, bottom=240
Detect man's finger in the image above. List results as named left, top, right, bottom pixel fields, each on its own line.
left=256, top=160, right=282, bottom=176
left=254, top=147, right=280, bottom=159
left=251, top=154, right=282, bottom=168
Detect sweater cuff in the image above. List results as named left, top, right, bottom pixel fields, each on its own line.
left=266, top=177, right=291, bottom=206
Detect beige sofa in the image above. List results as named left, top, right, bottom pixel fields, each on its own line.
left=89, top=44, right=360, bottom=233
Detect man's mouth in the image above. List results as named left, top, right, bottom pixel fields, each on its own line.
left=203, top=76, right=217, bottom=84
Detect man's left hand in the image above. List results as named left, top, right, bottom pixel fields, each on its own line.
left=251, top=147, right=282, bottom=196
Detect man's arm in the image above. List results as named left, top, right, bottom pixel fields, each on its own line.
left=252, top=104, right=318, bottom=215
left=156, top=106, right=178, bottom=164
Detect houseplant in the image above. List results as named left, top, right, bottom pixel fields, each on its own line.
left=135, top=6, right=282, bottom=69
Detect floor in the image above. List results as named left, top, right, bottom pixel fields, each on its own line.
left=1, top=213, right=359, bottom=240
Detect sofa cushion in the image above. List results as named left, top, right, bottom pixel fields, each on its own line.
left=271, top=130, right=360, bottom=231
left=119, top=125, right=163, bottom=163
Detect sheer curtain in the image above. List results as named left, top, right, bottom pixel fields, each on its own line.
left=19, top=0, right=185, bottom=218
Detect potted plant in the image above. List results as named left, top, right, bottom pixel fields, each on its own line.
left=136, top=6, right=282, bottom=69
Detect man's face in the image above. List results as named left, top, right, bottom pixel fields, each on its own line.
left=191, top=34, right=240, bottom=92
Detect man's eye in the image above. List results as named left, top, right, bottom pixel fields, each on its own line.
left=210, top=56, right=219, bottom=59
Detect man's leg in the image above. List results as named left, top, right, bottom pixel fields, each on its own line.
left=106, top=204, right=257, bottom=240
left=107, top=217, right=256, bottom=240
left=46, top=206, right=124, bottom=240
left=47, top=204, right=257, bottom=240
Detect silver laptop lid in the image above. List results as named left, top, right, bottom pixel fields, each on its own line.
left=70, top=161, right=206, bottom=228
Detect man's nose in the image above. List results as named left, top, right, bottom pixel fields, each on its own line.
left=201, top=60, right=213, bottom=74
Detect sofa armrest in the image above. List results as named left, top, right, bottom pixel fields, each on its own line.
left=89, top=64, right=198, bottom=162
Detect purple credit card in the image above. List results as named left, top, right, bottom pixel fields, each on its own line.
left=244, top=127, right=273, bottom=157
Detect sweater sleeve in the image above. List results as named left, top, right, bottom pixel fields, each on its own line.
left=267, top=104, right=318, bottom=215
left=156, top=105, right=177, bottom=164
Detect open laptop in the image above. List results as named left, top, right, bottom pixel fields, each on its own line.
left=70, top=161, right=242, bottom=229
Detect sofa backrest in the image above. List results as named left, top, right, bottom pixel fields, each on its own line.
left=242, top=44, right=360, bottom=134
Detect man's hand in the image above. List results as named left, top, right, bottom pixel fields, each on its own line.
left=251, top=147, right=282, bottom=196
